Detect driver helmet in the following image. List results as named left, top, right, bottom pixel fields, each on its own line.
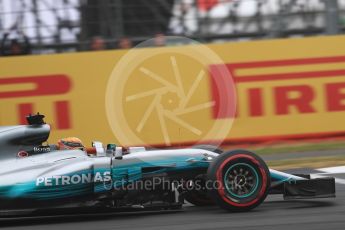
left=58, top=137, right=84, bottom=150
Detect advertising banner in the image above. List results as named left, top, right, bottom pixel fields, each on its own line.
left=1, top=35, right=345, bottom=147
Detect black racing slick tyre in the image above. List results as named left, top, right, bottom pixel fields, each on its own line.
left=184, top=145, right=223, bottom=206
left=207, top=150, right=270, bottom=212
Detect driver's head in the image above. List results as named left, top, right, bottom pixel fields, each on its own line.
left=58, top=137, right=84, bottom=150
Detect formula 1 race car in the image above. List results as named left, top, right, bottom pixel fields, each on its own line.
left=0, top=114, right=336, bottom=216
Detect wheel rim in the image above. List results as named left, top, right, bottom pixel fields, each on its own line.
left=223, top=163, right=259, bottom=198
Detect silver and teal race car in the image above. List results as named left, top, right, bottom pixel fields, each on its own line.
left=0, top=114, right=335, bottom=216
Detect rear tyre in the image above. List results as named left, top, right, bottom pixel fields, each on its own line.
left=207, top=150, right=270, bottom=212
left=184, top=145, right=223, bottom=206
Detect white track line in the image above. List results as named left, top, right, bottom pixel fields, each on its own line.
left=314, top=166, right=345, bottom=185
left=334, top=178, right=345, bottom=185
left=318, top=166, right=345, bottom=174
left=311, top=174, right=345, bottom=185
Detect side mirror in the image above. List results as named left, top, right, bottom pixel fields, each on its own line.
left=107, top=144, right=117, bottom=151
left=92, top=141, right=105, bottom=157
left=106, top=143, right=117, bottom=156
left=114, top=147, right=123, bottom=160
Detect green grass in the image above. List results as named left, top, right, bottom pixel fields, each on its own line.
left=223, top=140, right=345, bottom=169
left=267, top=155, right=345, bottom=170
left=250, top=141, right=345, bottom=155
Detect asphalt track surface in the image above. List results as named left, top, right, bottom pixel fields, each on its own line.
left=1, top=168, right=345, bottom=230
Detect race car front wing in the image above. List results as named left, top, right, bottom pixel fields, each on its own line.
left=283, top=177, right=336, bottom=200
left=270, top=176, right=335, bottom=200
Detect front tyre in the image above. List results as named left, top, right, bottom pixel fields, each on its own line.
left=207, top=150, right=270, bottom=212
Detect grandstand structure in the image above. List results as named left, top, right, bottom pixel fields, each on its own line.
left=0, top=0, right=344, bottom=54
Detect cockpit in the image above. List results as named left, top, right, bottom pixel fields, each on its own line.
left=0, top=113, right=146, bottom=161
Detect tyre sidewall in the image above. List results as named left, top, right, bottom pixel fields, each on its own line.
left=207, top=150, right=270, bottom=212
